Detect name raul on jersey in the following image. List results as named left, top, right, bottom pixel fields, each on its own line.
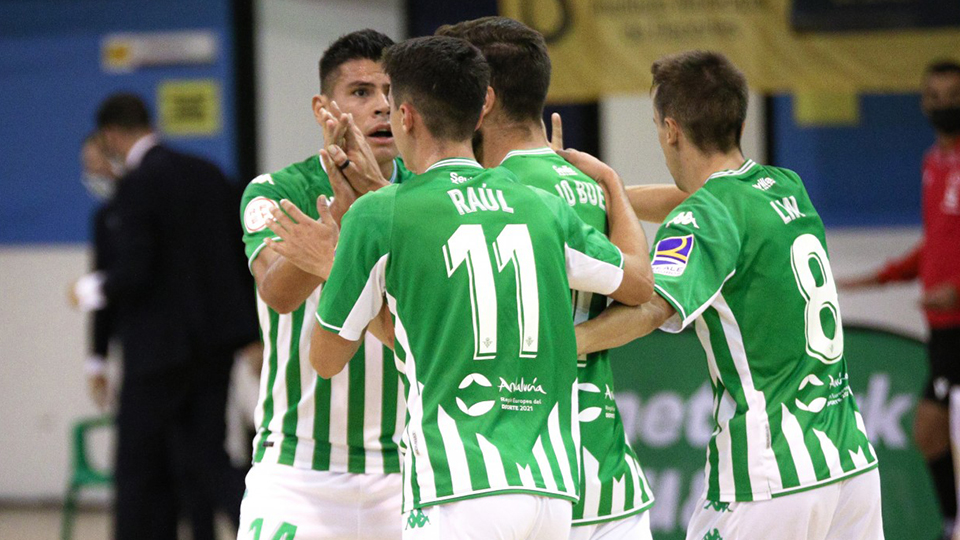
left=448, top=185, right=516, bottom=215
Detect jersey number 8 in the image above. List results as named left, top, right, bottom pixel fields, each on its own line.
left=790, top=233, right=844, bottom=363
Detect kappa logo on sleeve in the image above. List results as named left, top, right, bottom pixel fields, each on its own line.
left=667, top=211, right=699, bottom=229
left=243, top=196, right=279, bottom=233
left=652, top=235, right=694, bottom=277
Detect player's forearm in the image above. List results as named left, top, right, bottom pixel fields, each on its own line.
left=310, top=324, right=362, bottom=378
left=626, top=185, right=688, bottom=223
left=254, top=254, right=323, bottom=314
left=603, top=172, right=654, bottom=305
left=575, top=295, right=675, bottom=355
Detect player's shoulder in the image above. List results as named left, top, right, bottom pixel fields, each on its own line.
left=349, top=183, right=400, bottom=217
left=242, top=155, right=329, bottom=201
left=501, top=148, right=595, bottom=185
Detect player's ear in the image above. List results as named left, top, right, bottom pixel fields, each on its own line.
left=312, top=95, right=327, bottom=126
left=399, top=103, right=415, bottom=134
left=664, top=117, right=682, bottom=146
left=476, top=86, right=496, bottom=130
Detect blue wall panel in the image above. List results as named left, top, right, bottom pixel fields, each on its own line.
left=771, top=94, right=933, bottom=227
left=0, top=0, right=236, bottom=244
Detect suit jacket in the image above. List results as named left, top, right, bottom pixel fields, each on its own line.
left=91, top=202, right=118, bottom=358
left=103, top=144, right=258, bottom=379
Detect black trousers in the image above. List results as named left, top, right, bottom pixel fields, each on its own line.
left=113, top=350, right=246, bottom=540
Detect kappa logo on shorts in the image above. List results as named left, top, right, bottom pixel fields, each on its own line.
left=652, top=235, right=694, bottom=277
left=703, top=529, right=723, bottom=540
left=704, top=501, right=731, bottom=513
left=405, top=509, right=431, bottom=530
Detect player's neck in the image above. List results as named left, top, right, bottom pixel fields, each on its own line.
left=481, top=120, right=548, bottom=168
left=937, top=132, right=959, bottom=149
left=407, top=138, right=477, bottom=174
left=377, top=158, right=395, bottom=181
left=684, top=148, right=746, bottom=192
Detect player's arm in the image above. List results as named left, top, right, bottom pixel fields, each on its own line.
left=626, top=184, right=688, bottom=223
left=251, top=250, right=323, bottom=314
left=558, top=148, right=653, bottom=306
left=575, top=295, right=676, bottom=355
left=837, top=242, right=922, bottom=290
left=311, top=194, right=393, bottom=377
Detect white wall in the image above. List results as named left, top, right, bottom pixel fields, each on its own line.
left=0, top=246, right=109, bottom=500
left=255, top=0, right=405, bottom=175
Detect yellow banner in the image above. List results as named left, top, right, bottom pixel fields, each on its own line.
left=499, top=0, right=960, bottom=102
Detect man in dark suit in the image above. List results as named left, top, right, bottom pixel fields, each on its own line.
left=73, top=93, right=258, bottom=540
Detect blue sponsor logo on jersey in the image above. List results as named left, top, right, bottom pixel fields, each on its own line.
left=652, top=235, right=694, bottom=276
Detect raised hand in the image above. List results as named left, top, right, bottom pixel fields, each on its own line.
left=548, top=112, right=563, bottom=152
left=339, top=114, right=390, bottom=194
left=320, top=146, right=360, bottom=226
left=556, top=147, right=622, bottom=191
left=264, top=196, right=339, bottom=280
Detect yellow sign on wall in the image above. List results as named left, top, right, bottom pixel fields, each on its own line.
left=499, top=0, right=960, bottom=102
left=157, top=80, right=221, bottom=137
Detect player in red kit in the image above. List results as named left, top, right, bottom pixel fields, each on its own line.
left=841, top=60, right=960, bottom=539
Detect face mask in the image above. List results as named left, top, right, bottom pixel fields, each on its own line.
left=928, top=106, right=960, bottom=135
left=108, top=157, right=126, bottom=177
left=82, top=172, right=116, bottom=201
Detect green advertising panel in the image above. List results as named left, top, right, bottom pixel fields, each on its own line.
left=609, top=326, right=940, bottom=540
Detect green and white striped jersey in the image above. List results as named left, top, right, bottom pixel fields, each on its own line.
left=240, top=155, right=411, bottom=474
left=651, top=159, right=877, bottom=502
left=500, top=148, right=655, bottom=524
left=316, top=158, right=627, bottom=512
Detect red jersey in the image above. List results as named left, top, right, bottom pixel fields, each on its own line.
left=878, top=138, right=960, bottom=328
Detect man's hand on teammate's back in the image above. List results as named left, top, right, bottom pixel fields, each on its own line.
left=264, top=197, right=339, bottom=280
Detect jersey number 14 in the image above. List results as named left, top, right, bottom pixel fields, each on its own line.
left=443, top=224, right=540, bottom=360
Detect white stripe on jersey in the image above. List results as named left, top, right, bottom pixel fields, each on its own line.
left=328, top=355, right=351, bottom=469
left=438, top=405, right=473, bottom=495
left=781, top=404, right=817, bottom=484
left=581, top=450, right=601, bottom=517
left=854, top=412, right=877, bottom=460
left=517, top=464, right=537, bottom=489
left=564, top=243, right=623, bottom=295
left=814, top=430, right=845, bottom=478
left=532, top=437, right=558, bottom=492
left=337, top=254, right=389, bottom=341
left=547, top=404, right=576, bottom=494
left=714, top=293, right=783, bottom=494
left=252, top=297, right=274, bottom=453
left=293, top=289, right=320, bottom=466
left=477, top=433, right=509, bottom=490
left=363, top=332, right=385, bottom=454
left=392, top=304, right=437, bottom=508
left=611, top=473, right=626, bottom=516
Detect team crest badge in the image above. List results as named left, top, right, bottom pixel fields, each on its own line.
left=652, top=235, right=694, bottom=277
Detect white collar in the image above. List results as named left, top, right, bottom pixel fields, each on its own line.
left=318, top=155, right=400, bottom=183
left=706, top=159, right=757, bottom=182
left=424, top=157, right=483, bottom=172
left=499, top=147, right=556, bottom=166
left=125, top=134, right=159, bottom=169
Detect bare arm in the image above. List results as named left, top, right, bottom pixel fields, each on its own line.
left=575, top=294, right=676, bottom=355
left=250, top=249, right=323, bottom=314
left=310, top=324, right=363, bottom=379
left=557, top=148, right=654, bottom=306
left=626, top=185, right=688, bottom=223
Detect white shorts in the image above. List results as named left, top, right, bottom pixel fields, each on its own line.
left=238, top=463, right=401, bottom=540
left=569, top=510, right=652, bottom=540
left=401, top=494, right=572, bottom=540
left=685, top=468, right=883, bottom=540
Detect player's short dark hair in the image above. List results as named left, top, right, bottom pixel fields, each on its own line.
left=651, top=51, right=748, bottom=154
left=436, top=17, right=550, bottom=123
left=382, top=36, right=490, bottom=142
left=319, top=29, right=395, bottom=94
left=925, top=60, right=960, bottom=78
left=96, top=93, right=151, bottom=131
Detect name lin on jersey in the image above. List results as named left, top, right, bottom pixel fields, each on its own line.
left=447, top=184, right=516, bottom=215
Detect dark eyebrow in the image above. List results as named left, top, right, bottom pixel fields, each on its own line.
left=346, top=81, right=375, bottom=90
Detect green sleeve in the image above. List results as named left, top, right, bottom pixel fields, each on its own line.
left=651, top=191, right=741, bottom=332
left=240, top=174, right=286, bottom=269
left=315, top=190, right=395, bottom=341
left=534, top=189, right=624, bottom=295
